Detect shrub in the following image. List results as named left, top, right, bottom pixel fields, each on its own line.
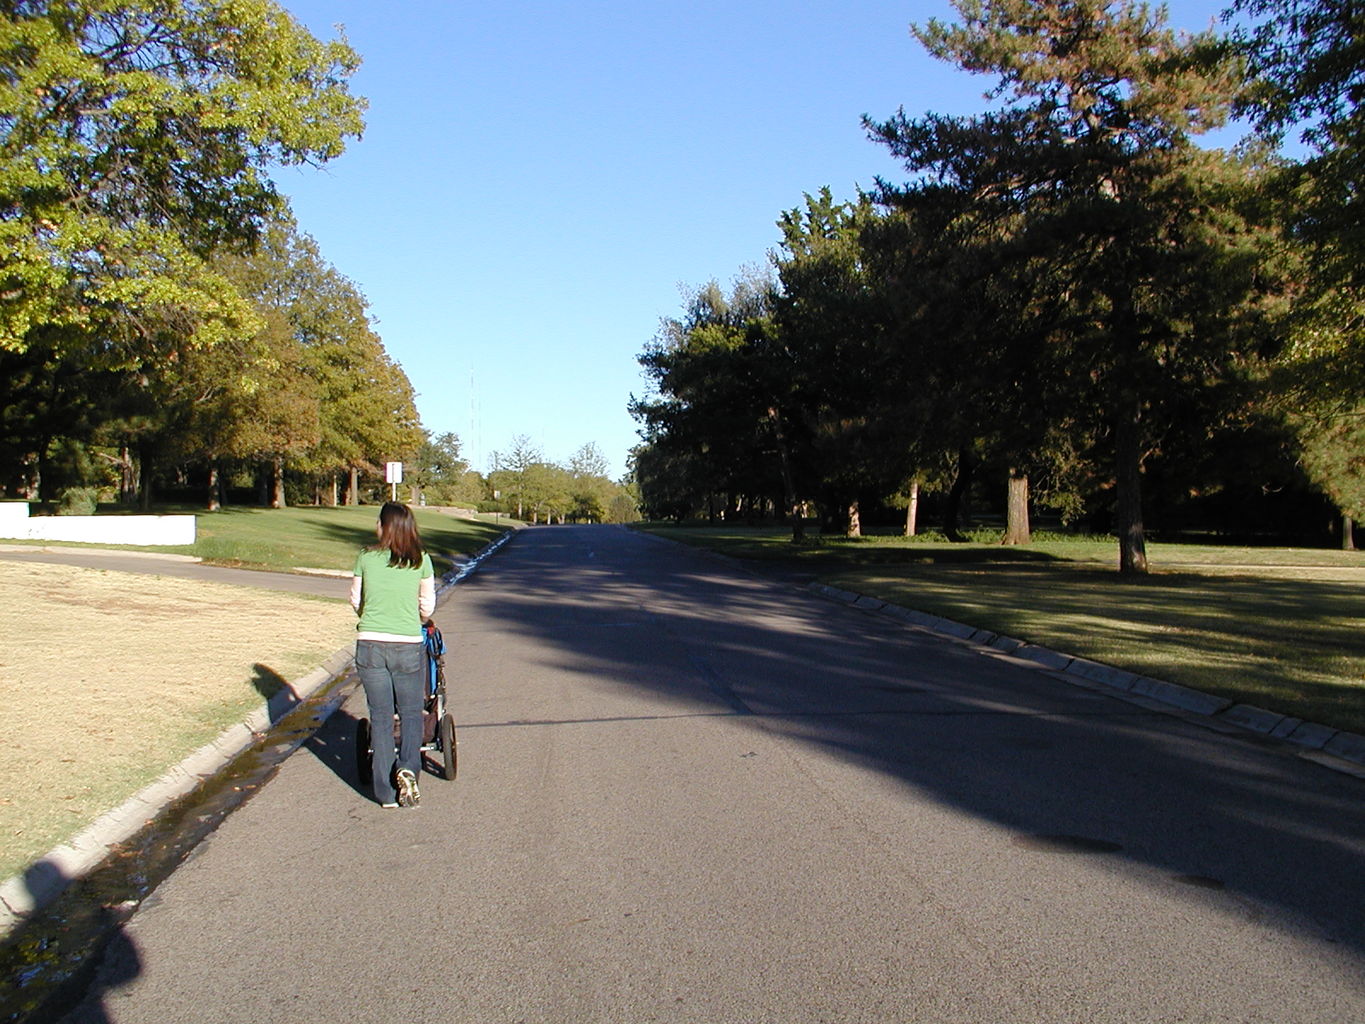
left=57, top=487, right=99, bottom=516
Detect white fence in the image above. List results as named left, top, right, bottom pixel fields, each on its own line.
left=0, top=502, right=196, bottom=546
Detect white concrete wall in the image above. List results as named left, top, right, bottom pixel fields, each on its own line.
left=0, top=502, right=195, bottom=546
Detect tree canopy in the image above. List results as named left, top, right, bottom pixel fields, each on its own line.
left=0, top=0, right=365, bottom=365
left=0, top=3, right=442, bottom=509
left=631, top=0, right=1355, bottom=562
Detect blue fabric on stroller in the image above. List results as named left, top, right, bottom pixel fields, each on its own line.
left=423, top=620, right=445, bottom=698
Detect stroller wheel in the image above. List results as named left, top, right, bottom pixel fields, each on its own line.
left=355, top=717, right=373, bottom=784
left=440, top=713, right=457, bottom=780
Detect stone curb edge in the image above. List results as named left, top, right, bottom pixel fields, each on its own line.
left=0, top=648, right=355, bottom=937
left=807, top=582, right=1365, bottom=776
left=0, top=529, right=516, bottom=940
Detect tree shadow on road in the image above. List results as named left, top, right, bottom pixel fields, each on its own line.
left=454, top=525, right=1365, bottom=960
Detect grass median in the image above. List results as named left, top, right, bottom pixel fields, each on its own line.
left=633, top=524, right=1365, bottom=737
left=0, top=506, right=509, bottom=884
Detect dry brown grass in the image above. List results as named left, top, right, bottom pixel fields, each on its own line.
left=0, top=561, right=355, bottom=881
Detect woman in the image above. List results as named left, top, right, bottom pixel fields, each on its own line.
left=350, top=502, right=436, bottom=807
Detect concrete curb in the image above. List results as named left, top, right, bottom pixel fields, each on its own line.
left=0, top=529, right=516, bottom=940
left=808, top=581, right=1365, bottom=777
left=0, top=647, right=354, bottom=934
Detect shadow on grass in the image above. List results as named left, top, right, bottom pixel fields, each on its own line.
left=779, top=544, right=1063, bottom=566
left=636, top=525, right=1067, bottom=569
left=188, top=506, right=507, bottom=576
left=271, top=508, right=504, bottom=555
left=250, top=664, right=288, bottom=702
left=835, top=561, right=1365, bottom=734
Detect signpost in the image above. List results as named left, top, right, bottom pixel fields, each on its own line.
left=385, top=461, right=403, bottom=502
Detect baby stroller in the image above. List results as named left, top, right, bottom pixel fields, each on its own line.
left=356, top=619, right=457, bottom=785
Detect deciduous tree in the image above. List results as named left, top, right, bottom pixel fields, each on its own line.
left=0, top=0, right=363, bottom=363
left=632, top=276, right=786, bottom=528
left=0, top=0, right=364, bottom=500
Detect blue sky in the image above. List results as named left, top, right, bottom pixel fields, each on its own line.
left=275, top=1, right=1234, bottom=480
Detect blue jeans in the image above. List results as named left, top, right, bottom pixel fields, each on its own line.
left=356, top=639, right=425, bottom=803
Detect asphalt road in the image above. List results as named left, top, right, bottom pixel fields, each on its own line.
left=60, top=525, right=1365, bottom=1023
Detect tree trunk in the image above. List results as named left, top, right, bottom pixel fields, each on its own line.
left=846, top=500, right=861, bottom=538
left=767, top=406, right=805, bottom=542
left=35, top=433, right=54, bottom=507
left=206, top=461, right=221, bottom=512
left=1114, top=391, right=1148, bottom=574
left=904, top=480, right=919, bottom=537
left=1344, top=514, right=1356, bottom=551
left=1001, top=469, right=1031, bottom=545
left=943, top=446, right=975, bottom=542
left=119, top=446, right=137, bottom=505
left=1108, top=278, right=1148, bottom=575
left=271, top=456, right=286, bottom=509
left=348, top=466, right=360, bottom=505
left=138, top=444, right=153, bottom=511
left=329, top=474, right=339, bottom=507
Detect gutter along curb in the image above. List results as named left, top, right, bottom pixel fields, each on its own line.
left=0, top=530, right=516, bottom=939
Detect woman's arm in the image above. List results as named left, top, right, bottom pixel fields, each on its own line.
left=418, top=575, right=436, bottom=620
left=350, top=575, right=363, bottom=614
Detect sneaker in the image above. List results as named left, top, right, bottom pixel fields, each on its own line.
left=395, top=769, right=420, bottom=808
left=380, top=802, right=399, bottom=809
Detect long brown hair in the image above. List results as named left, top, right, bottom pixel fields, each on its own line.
left=374, top=502, right=425, bottom=568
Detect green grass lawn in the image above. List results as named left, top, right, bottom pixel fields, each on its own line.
left=634, top=523, right=1365, bottom=736
left=177, top=505, right=509, bottom=574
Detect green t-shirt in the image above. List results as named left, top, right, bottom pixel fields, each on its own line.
left=353, top=548, right=434, bottom=638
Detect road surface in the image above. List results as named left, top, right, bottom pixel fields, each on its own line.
left=60, top=525, right=1365, bottom=1023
